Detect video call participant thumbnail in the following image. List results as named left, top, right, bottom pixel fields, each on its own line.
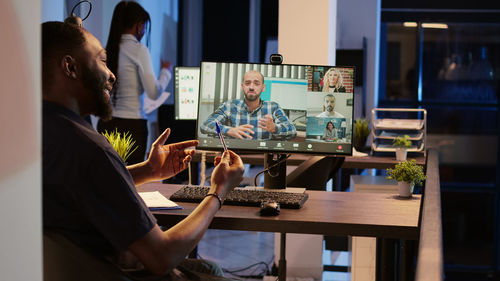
left=321, top=67, right=346, bottom=93
left=316, top=94, right=345, bottom=118
left=200, top=70, right=297, bottom=140
left=322, top=121, right=338, bottom=141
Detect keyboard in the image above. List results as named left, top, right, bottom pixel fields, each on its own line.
left=170, top=185, right=309, bottom=209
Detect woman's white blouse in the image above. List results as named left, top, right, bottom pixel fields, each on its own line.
left=112, top=34, right=171, bottom=119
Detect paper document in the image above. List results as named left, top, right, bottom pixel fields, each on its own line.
left=138, top=191, right=182, bottom=210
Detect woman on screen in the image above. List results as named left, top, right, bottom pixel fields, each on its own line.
left=97, top=1, right=171, bottom=164
left=322, top=121, right=338, bottom=141
left=322, top=68, right=346, bottom=93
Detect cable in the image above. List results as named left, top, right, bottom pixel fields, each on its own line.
left=253, top=154, right=291, bottom=186
left=292, top=113, right=306, bottom=123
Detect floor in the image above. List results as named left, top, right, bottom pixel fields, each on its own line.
left=197, top=229, right=351, bottom=281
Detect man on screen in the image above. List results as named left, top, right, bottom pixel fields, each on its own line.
left=200, top=70, right=296, bottom=140
left=316, top=94, right=345, bottom=118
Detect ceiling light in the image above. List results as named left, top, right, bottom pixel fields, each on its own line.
left=403, top=22, right=417, bottom=27
left=422, top=23, right=448, bottom=29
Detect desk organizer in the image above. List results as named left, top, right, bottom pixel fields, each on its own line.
left=370, top=108, right=427, bottom=156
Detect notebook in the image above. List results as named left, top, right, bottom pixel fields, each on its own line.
left=138, top=191, right=182, bottom=210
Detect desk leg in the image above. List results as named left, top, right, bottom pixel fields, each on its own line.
left=279, top=232, right=287, bottom=281
left=400, top=239, right=416, bottom=281
left=376, top=238, right=397, bottom=281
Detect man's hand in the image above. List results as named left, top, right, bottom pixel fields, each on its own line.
left=210, top=150, right=244, bottom=198
left=146, top=128, right=198, bottom=180
left=226, top=124, right=254, bottom=139
left=258, top=114, right=276, bottom=133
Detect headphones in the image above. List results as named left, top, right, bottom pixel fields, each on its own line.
left=64, top=1, right=92, bottom=27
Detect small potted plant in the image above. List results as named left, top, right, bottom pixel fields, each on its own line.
left=392, top=134, right=412, bottom=161
left=386, top=159, right=426, bottom=198
left=101, top=129, right=138, bottom=163
left=354, top=118, right=370, bottom=152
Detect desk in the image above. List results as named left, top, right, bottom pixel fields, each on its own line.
left=190, top=151, right=426, bottom=192
left=138, top=183, right=421, bottom=280
left=191, top=151, right=426, bottom=169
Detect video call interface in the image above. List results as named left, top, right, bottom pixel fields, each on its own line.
left=196, top=62, right=355, bottom=155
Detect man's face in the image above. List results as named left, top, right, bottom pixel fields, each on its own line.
left=324, top=96, right=335, bottom=113
left=241, top=71, right=265, bottom=102
left=80, top=32, right=115, bottom=120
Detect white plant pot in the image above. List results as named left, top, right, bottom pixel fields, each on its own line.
left=395, top=148, right=407, bottom=161
left=398, top=181, right=414, bottom=198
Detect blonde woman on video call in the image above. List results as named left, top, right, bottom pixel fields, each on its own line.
left=322, top=68, right=346, bottom=93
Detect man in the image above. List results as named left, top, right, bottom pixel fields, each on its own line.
left=200, top=70, right=296, bottom=140
left=316, top=94, right=345, bottom=118
left=42, top=21, right=244, bottom=280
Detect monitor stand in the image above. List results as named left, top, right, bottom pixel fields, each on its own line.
left=262, top=153, right=306, bottom=194
left=263, top=153, right=287, bottom=189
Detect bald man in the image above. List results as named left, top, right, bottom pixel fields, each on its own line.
left=201, top=70, right=297, bottom=140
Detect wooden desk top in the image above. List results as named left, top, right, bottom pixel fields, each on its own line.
left=138, top=183, right=421, bottom=240
left=192, top=150, right=426, bottom=170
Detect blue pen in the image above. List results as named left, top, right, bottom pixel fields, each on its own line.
left=215, top=121, right=228, bottom=151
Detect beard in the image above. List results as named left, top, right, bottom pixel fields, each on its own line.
left=81, top=65, right=113, bottom=121
left=326, top=105, right=334, bottom=112
left=244, top=91, right=260, bottom=102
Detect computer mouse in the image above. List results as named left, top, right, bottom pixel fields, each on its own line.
left=260, top=201, right=280, bottom=216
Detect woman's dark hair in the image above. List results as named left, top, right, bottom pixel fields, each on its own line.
left=326, top=121, right=335, bottom=129
left=106, top=1, right=151, bottom=90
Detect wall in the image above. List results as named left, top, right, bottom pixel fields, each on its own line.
left=277, top=1, right=337, bottom=279
left=337, top=0, right=381, bottom=118
left=0, top=0, right=42, bottom=280
left=278, top=0, right=336, bottom=66
left=42, top=0, right=65, bottom=21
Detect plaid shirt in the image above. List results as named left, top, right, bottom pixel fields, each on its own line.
left=200, top=99, right=297, bottom=140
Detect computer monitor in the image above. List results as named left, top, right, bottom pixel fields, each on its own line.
left=174, top=66, right=200, bottom=120
left=196, top=62, right=355, bottom=156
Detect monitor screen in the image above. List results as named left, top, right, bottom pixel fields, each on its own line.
left=196, top=62, right=355, bottom=155
left=174, top=66, right=200, bottom=120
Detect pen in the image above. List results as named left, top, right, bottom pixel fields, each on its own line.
left=215, top=121, right=228, bottom=152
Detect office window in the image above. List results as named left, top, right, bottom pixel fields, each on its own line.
left=379, top=19, right=500, bottom=272
left=379, top=23, right=418, bottom=102
left=379, top=22, right=500, bottom=135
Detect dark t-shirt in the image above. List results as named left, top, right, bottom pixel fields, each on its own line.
left=42, top=101, right=156, bottom=256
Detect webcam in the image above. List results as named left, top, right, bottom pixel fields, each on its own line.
left=270, top=54, right=283, bottom=65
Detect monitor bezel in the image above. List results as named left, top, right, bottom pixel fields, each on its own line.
left=195, top=61, right=355, bottom=156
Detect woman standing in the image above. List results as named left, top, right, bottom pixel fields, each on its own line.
left=98, top=1, right=171, bottom=164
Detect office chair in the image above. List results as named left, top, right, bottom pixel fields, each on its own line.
left=43, top=231, right=132, bottom=281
